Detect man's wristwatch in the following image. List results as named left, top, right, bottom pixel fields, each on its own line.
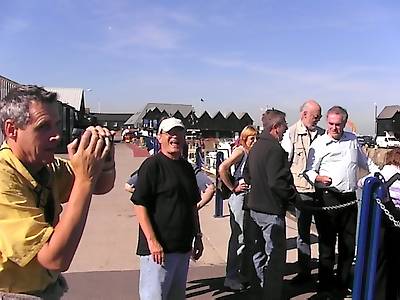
left=195, top=232, right=203, bottom=238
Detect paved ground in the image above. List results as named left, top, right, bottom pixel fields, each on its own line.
left=62, top=142, right=321, bottom=299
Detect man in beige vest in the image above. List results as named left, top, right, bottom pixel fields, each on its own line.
left=281, top=100, right=324, bottom=283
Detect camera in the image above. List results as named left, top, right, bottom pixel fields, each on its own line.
left=71, top=128, right=85, bottom=143
left=71, top=128, right=114, bottom=146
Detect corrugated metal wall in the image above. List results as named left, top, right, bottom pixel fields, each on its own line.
left=0, top=75, right=20, bottom=100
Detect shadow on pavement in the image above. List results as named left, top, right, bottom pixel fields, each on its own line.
left=185, top=259, right=319, bottom=299
left=63, top=234, right=320, bottom=299
left=187, top=276, right=262, bottom=299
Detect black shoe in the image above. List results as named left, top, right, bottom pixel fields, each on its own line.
left=224, top=278, right=245, bottom=292
left=332, top=287, right=352, bottom=299
left=291, top=273, right=312, bottom=284
left=309, top=291, right=335, bottom=300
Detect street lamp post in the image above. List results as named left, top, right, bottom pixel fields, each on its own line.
left=374, top=102, right=378, bottom=136
left=86, top=88, right=101, bottom=113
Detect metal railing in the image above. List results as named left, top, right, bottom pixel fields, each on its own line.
left=353, top=172, right=400, bottom=300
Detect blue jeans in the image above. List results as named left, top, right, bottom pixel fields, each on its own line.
left=296, top=192, right=315, bottom=274
left=226, top=193, right=245, bottom=282
left=139, top=252, right=190, bottom=300
left=250, top=211, right=286, bottom=300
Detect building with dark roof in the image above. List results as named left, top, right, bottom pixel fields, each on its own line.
left=92, top=113, right=134, bottom=130
left=124, top=102, right=253, bottom=138
left=0, top=75, right=19, bottom=100
left=376, top=105, right=400, bottom=138
left=124, top=102, right=194, bottom=128
left=44, top=87, right=86, bottom=113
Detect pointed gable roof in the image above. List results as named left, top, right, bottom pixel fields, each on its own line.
left=132, top=102, right=194, bottom=124
left=144, top=103, right=194, bottom=117
left=377, top=105, right=400, bottom=119
left=124, top=112, right=141, bottom=126
left=225, top=111, right=238, bottom=118
left=45, top=87, right=84, bottom=111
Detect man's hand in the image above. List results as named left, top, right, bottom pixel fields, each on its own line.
left=67, top=126, right=113, bottom=184
left=316, top=175, right=332, bottom=186
left=233, top=181, right=249, bottom=193
left=148, top=238, right=164, bottom=265
left=191, top=236, right=204, bottom=261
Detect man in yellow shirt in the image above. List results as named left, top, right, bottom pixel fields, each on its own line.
left=0, top=85, right=115, bottom=298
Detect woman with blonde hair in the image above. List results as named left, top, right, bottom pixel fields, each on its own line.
left=219, top=125, right=257, bottom=291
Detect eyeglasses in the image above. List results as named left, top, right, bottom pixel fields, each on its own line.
left=311, top=114, right=322, bottom=121
left=307, top=112, right=322, bottom=121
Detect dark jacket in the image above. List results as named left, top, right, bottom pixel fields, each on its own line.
left=246, top=131, right=298, bottom=216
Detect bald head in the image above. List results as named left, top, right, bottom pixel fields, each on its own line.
left=300, top=99, right=322, bottom=131
left=300, top=100, right=321, bottom=113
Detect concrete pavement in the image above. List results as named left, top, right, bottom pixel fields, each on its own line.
left=62, top=142, right=320, bottom=299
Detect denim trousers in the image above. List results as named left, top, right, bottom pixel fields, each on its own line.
left=226, top=193, right=245, bottom=282
left=139, top=252, right=190, bottom=300
left=250, top=210, right=286, bottom=300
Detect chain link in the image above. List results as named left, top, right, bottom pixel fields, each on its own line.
left=320, top=199, right=360, bottom=211
left=375, top=198, right=400, bottom=228
left=296, top=197, right=400, bottom=228
left=295, top=199, right=359, bottom=212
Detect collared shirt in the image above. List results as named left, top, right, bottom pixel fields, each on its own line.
left=281, top=120, right=322, bottom=163
left=305, top=132, right=379, bottom=193
left=281, top=120, right=324, bottom=193
left=0, top=142, right=74, bottom=293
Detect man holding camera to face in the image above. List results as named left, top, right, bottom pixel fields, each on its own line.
left=0, top=85, right=115, bottom=299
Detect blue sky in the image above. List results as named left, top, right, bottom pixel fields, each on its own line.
left=1, top=0, right=400, bottom=134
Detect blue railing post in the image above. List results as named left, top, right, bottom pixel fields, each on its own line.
left=353, top=176, right=377, bottom=299
left=365, top=184, right=386, bottom=299
left=153, top=136, right=159, bottom=154
left=214, top=151, right=224, bottom=218
left=353, top=175, right=387, bottom=300
left=195, top=146, right=204, bottom=169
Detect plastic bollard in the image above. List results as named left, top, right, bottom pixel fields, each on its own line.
left=214, top=151, right=225, bottom=218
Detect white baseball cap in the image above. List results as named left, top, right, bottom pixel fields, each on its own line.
left=158, top=117, right=185, bottom=134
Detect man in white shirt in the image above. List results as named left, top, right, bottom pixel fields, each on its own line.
left=281, top=100, right=324, bottom=283
left=305, top=106, right=379, bottom=298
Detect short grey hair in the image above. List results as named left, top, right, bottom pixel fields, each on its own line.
left=262, top=109, right=286, bottom=132
left=326, top=105, right=348, bottom=123
left=0, top=85, right=57, bottom=132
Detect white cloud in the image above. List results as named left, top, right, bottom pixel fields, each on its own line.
left=86, top=3, right=197, bottom=52
left=0, top=17, right=29, bottom=35
left=203, top=55, right=400, bottom=93
left=126, top=23, right=181, bottom=50
left=199, top=55, right=400, bottom=134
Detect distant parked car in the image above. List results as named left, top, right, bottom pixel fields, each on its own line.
left=375, top=135, right=400, bottom=148
left=357, top=135, right=376, bottom=147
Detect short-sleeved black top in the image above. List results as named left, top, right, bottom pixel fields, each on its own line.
left=132, top=152, right=201, bottom=255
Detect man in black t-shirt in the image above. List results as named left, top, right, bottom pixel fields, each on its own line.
left=126, top=166, right=215, bottom=208
left=132, top=117, right=203, bottom=300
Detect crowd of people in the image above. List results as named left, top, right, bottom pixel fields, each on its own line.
left=125, top=103, right=399, bottom=299
left=0, top=85, right=399, bottom=300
